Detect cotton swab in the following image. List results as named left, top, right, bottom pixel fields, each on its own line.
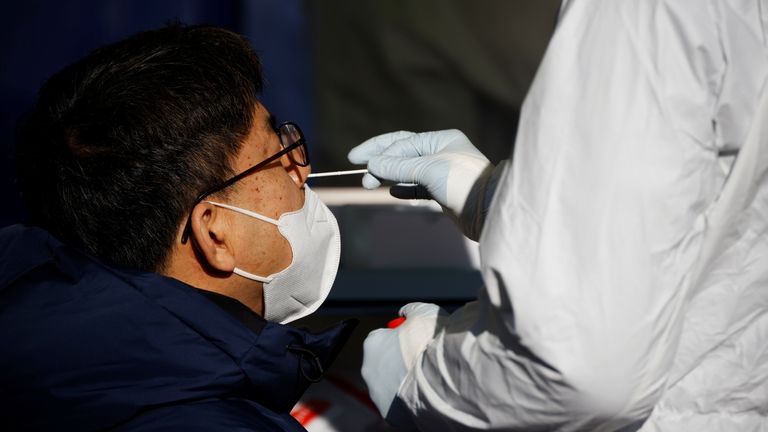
left=308, top=169, right=369, bottom=178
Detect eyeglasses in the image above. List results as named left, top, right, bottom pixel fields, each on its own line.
left=180, top=121, right=309, bottom=244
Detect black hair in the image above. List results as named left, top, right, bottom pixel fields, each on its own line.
left=15, top=24, right=263, bottom=272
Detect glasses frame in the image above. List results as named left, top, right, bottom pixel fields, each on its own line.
left=180, top=121, right=309, bottom=244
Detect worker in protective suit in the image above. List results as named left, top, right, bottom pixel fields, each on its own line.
left=348, top=0, right=768, bottom=430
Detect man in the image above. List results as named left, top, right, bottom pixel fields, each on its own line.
left=351, top=0, right=768, bottom=430
left=1, top=25, right=354, bottom=431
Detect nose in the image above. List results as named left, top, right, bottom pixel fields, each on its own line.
left=282, top=154, right=311, bottom=187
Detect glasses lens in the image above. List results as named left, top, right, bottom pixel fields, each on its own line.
left=279, top=123, right=308, bottom=166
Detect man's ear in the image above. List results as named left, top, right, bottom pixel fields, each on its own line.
left=188, top=202, right=236, bottom=273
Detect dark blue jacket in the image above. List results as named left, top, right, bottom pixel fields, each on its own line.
left=0, top=225, right=356, bottom=431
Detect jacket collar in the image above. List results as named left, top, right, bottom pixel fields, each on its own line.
left=105, top=245, right=359, bottom=414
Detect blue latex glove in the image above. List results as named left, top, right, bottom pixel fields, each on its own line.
left=361, top=302, right=448, bottom=429
left=348, top=130, right=502, bottom=241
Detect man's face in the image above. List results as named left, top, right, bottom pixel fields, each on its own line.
left=219, top=103, right=310, bottom=282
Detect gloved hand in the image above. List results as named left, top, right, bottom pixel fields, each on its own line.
left=361, top=302, right=448, bottom=429
left=348, top=130, right=504, bottom=241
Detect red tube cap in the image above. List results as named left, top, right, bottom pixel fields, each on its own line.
left=387, top=317, right=406, bottom=329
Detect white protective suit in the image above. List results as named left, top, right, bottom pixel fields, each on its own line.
left=396, top=0, right=768, bottom=430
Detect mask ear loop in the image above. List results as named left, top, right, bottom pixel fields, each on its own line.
left=205, top=201, right=280, bottom=225
left=233, top=267, right=273, bottom=283
left=205, top=200, right=280, bottom=284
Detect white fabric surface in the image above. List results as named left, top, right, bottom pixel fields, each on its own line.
left=398, top=0, right=768, bottom=430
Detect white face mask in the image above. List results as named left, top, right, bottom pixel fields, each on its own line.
left=205, top=185, right=340, bottom=324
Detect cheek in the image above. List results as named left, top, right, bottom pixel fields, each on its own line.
left=282, top=176, right=306, bottom=213
left=274, top=172, right=305, bottom=208
left=244, top=173, right=302, bottom=219
left=238, top=220, right=293, bottom=274
left=231, top=171, right=303, bottom=274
